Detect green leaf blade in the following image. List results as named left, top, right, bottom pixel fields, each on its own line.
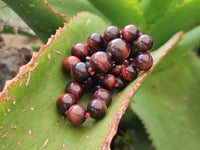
left=88, top=0, right=145, bottom=29
left=2, top=0, right=67, bottom=43
left=147, top=0, right=200, bottom=49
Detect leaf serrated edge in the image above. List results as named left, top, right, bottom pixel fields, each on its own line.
left=101, top=31, right=183, bottom=150
left=42, top=0, right=68, bottom=23
left=0, top=12, right=88, bottom=104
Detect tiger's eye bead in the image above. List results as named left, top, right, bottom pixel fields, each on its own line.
left=93, top=89, right=112, bottom=106
left=102, top=74, right=116, bottom=88
left=111, top=64, right=122, bottom=75
left=71, top=43, right=89, bottom=61
left=135, top=53, right=153, bottom=71
left=71, top=62, right=89, bottom=81
left=121, top=65, right=138, bottom=81
left=65, top=81, right=84, bottom=99
left=87, top=99, right=107, bottom=119
left=63, top=56, right=81, bottom=73
left=87, top=33, right=104, bottom=51
left=106, top=38, right=130, bottom=63
left=89, top=51, right=111, bottom=73
left=56, top=93, right=76, bottom=116
left=134, top=35, right=153, bottom=52
left=104, top=26, right=120, bottom=42
left=67, top=104, right=86, bottom=125
left=122, top=24, right=140, bottom=42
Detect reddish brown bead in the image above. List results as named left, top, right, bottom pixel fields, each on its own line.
left=71, top=62, right=89, bottom=81
left=87, top=33, right=104, bottom=51
left=67, top=104, right=86, bottom=125
left=103, top=26, right=120, bottom=42
left=121, top=65, right=138, bottom=81
left=63, top=56, right=81, bottom=73
left=135, top=53, right=153, bottom=71
left=102, top=74, right=116, bottom=88
left=65, top=81, right=84, bottom=99
left=106, top=38, right=130, bottom=63
left=134, top=35, right=153, bottom=52
left=122, top=25, right=140, bottom=42
left=71, top=43, right=89, bottom=61
left=87, top=99, right=107, bottom=119
left=56, top=93, right=76, bottom=116
left=89, top=51, right=111, bottom=73
left=93, top=89, right=112, bottom=106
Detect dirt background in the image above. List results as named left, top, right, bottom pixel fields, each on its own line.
left=0, top=34, right=40, bottom=91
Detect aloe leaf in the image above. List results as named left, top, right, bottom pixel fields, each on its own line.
left=139, top=0, right=184, bottom=26
left=130, top=27, right=200, bottom=149
left=88, top=0, right=145, bottom=29
left=131, top=52, right=200, bottom=150
left=2, top=0, right=67, bottom=43
left=147, top=0, right=200, bottom=49
left=0, top=12, right=182, bottom=149
left=46, top=0, right=109, bottom=24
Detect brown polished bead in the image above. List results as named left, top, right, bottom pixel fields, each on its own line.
left=67, top=104, right=86, bottom=125
left=71, top=62, right=89, bottom=82
left=87, top=33, right=104, bottom=51
left=71, top=43, right=89, bottom=61
left=121, top=65, right=138, bottom=81
left=102, top=74, right=116, bottom=88
left=104, top=26, right=120, bottom=42
left=122, top=24, right=140, bottom=42
left=93, top=89, right=112, bottom=106
left=89, top=51, right=111, bottom=73
left=135, top=53, right=153, bottom=71
left=134, top=35, right=153, bottom=52
left=65, top=81, right=84, bottom=99
left=87, top=99, right=107, bottom=119
left=106, top=38, right=130, bottom=63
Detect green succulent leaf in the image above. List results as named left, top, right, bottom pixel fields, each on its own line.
left=2, top=0, right=67, bottom=43
left=130, top=27, right=200, bottom=150
left=139, top=0, right=184, bottom=27
left=0, top=12, right=182, bottom=149
left=147, top=0, right=200, bottom=49
left=46, top=0, right=109, bottom=24
left=88, top=0, right=145, bottom=29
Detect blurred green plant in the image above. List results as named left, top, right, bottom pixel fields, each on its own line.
left=0, top=0, right=200, bottom=150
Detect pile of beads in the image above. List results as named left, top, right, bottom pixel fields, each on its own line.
left=57, top=24, right=153, bottom=125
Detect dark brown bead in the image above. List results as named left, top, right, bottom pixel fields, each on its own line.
left=102, top=74, right=116, bottom=88
left=104, top=26, right=120, bottom=42
left=115, top=77, right=127, bottom=90
left=121, top=65, right=138, bottom=81
left=135, top=53, right=153, bottom=71
left=67, top=104, right=86, bottom=125
left=71, top=43, right=89, bottom=61
left=63, top=56, right=80, bottom=73
left=93, top=85, right=105, bottom=93
left=56, top=93, right=76, bottom=116
left=87, top=33, right=104, bottom=51
left=93, top=89, right=112, bottom=106
left=71, top=62, right=89, bottom=81
left=65, top=81, right=84, bottom=99
left=89, top=51, right=111, bottom=73
left=134, top=35, right=153, bottom=52
left=122, top=24, right=140, bottom=42
left=87, top=99, right=107, bottom=119
left=106, top=38, right=130, bottom=63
